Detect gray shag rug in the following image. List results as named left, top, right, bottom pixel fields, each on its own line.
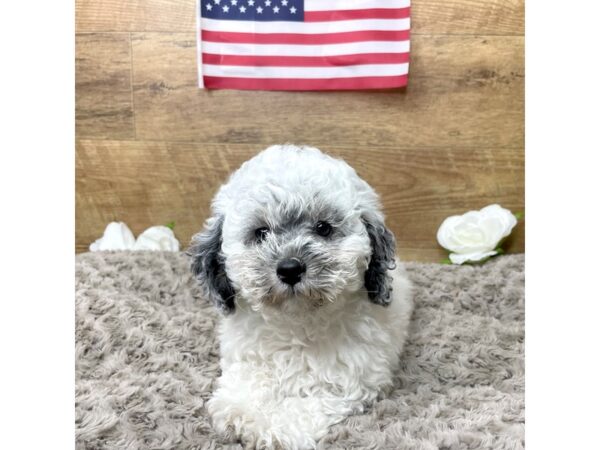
left=75, top=252, right=524, bottom=450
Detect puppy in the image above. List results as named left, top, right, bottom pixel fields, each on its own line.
left=189, top=145, right=413, bottom=449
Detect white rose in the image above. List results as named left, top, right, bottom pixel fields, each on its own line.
left=437, top=204, right=518, bottom=264
left=133, top=226, right=180, bottom=251
left=89, top=222, right=136, bottom=251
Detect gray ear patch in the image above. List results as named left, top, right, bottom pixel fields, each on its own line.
left=187, top=215, right=236, bottom=314
left=363, top=218, right=396, bottom=306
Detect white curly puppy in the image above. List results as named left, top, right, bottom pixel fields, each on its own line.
left=189, top=145, right=413, bottom=449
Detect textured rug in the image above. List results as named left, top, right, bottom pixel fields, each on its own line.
left=75, top=252, right=524, bottom=450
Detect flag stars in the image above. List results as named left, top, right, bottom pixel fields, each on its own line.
left=205, top=0, right=301, bottom=17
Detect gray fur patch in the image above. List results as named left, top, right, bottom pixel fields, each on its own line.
left=188, top=215, right=236, bottom=314
left=243, top=202, right=347, bottom=246
left=363, top=218, right=397, bottom=306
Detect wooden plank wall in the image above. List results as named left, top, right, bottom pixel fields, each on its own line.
left=75, top=0, right=524, bottom=262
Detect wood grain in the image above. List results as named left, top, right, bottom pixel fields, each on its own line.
left=75, top=0, right=525, bottom=262
left=130, top=33, right=523, bottom=148
left=76, top=0, right=524, bottom=35
left=76, top=0, right=196, bottom=33
left=76, top=141, right=524, bottom=261
left=413, top=0, right=523, bottom=35
left=76, top=33, right=135, bottom=139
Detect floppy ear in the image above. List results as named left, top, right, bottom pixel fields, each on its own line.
left=363, top=216, right=397, bottom=306
left=187, top=215, right=236, bottom=314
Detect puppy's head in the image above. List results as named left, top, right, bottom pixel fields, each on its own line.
left=188, top=145, right=396, bottom=314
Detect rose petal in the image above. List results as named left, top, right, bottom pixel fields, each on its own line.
left=89, top=222, right=136, bottom=251
left=449, top=250, right=498, bottom=265
left=133, top=226, right=180, bottom=251
left=436, top=215, right=463, bottom=251
left=481, top=204, right=518, bottom=238
left=438, top=214, right=493, bottom=254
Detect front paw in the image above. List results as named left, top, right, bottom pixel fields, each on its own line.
left=208, top=396, right=278, bottom=449
left=208, top=395, right=314, bottom=449
left=211, top=415, right=287, bottom=449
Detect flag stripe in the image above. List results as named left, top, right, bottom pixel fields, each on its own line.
left=202, top=52, right=410, bottom=67
left=304, top=0, right=410, bottom=11
left=202, top=29, right=410, bottom=45
left=201, top=17, right=410, bottom=34
left=203, top=74, right=409, bottom=90
left=203, top=63, right=409, bottom=79
left=305, top=8, right=410, bottom=22
left=202, top=40, right=410, bottom=56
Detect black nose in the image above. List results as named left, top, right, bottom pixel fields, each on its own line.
left=276, top=258, right=306, bottom=286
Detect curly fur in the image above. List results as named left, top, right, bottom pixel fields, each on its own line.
left=189, top=145, right=413, bottom=448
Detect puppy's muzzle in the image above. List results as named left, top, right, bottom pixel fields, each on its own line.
left=276, top=257, right=306, bottom=286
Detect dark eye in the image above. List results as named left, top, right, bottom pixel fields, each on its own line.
left=315, top=221, right=333, bottom=237
left=254, top=227, right=270, bottom=242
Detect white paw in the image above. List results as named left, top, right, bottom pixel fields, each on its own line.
left=208, top=395, right=316, bottom=449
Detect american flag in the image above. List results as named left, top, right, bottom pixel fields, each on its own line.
left=197, top=0, right=411, bottom=90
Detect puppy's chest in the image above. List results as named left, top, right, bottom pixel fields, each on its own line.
left=219, top=309, right=396, bottom=391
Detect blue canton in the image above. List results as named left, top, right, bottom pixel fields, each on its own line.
left=201, top=0, right=305, bottom=21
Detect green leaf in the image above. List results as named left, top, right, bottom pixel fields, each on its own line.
left=441, top=258, right=452, bottom=265
left=495, top=247, right=505, bottom=255
left=514, top=211, right=524, bottom=220
left=165, top=221, right=176, bottom=230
